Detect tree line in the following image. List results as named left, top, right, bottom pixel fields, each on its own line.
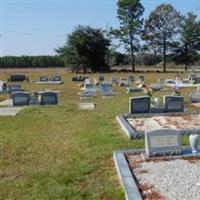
left=0, top=56, right=64, bottom=68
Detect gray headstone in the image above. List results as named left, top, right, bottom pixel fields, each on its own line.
left=40, top=76, right=49, bottom=82
left=190, top=92, right=200, bottom=103
left=52, top=76, right=62, bottom=82
left=110, top=76, right=118, bottom=84
left=99, top=82, right=113, bottom=96
left=138, top=75, right=144, bottom=81
left=163, top=96, right=184, bottom=112
left=8, top=84, right=22, bottom=93
left=128, top=75, right=134, bottom=82
left=12, top=92, right=30, bottom=106
left=193, top=77, right=200, bottom=84
left=40, top=92, right=58, bottom=105
left=145, top=129, right=182, bottom=157
left=129, top=96, right=150, bottom=114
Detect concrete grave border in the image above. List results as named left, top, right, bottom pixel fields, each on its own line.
left=113, top=147, right=200, bottom=200
left=116, top=112, right=200, bottom=139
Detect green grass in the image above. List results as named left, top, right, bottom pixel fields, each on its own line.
left=0, top=70, right=199, bottom=200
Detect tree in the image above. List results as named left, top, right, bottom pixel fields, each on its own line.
left=174, top=12, right=200, bottom=71
left=113, top=0, right=144, bottom=72
left=142, top=4, right=181, bottom=72
left=56, top=25, right=110, bottom=73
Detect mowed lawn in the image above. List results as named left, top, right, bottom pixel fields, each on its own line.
left=0, top=69, right=199, bottom=200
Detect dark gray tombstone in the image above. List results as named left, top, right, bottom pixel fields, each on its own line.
left=39, top=76, right=49, bottom=82
left=110, top=76, right=119, bottom=84
left=129, top=96, right=151, bottom=114
left=128, top=75, right=134, bottom=82
left=145, top=129, right=182, bottom=157
left=193, top=77, right=200, bottom=84
left=8, top=74, right=28, bottom=82
left=8, top=84, right=22, bottom=94
left=52, top=76, right=62, bottom=82
left=138, top=75, right=144, bottom=82
left=12, top=92, right=30, bottom=106
left=163, top=96, right=184, bottom=112
left=190, top=92, right=200, bottom=103
left=40, top=92, right=58, bottom=105
left=99, top=75, right=104, bottom=81
left=99, top=82, right=113, bottom=96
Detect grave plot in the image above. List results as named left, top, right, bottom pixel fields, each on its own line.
left=113, top=129, right=200, bottom=200
left=79, top=102, right=95, bottom=110
left=35, top=75, right=63, bottom=84
left=117, top=112, right=200, bottom=139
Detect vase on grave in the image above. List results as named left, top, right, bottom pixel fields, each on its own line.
left=189, top=133, right=199, bottom=154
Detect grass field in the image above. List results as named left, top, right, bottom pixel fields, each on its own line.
left=0, top=69, right=199, bottom=200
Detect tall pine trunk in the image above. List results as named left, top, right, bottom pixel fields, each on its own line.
left=163, top=35, right=166, bottom=72
left=130, top=37, right=135, bottom=72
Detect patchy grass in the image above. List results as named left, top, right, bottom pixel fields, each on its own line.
left=0, top=69, right=199, bottom=200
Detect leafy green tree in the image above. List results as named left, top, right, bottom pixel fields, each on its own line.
left=174, top=12, right=200, bottom=71
left=142, top=4, right=181, bottom=72
left=56, top=25, right=110, bottom=73
left=112, top=0, right=144, bottom=72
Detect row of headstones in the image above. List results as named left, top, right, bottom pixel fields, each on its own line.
left=7, top=74, right=63, bottom=82
left=129, top=96, right=184, bottom=114
left=39, top=75, right=62, bottom=82
left=12, top=91, right=58, bottom=106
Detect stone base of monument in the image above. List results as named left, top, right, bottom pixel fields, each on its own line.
left=113, top=147, right=200, bottom=200
left=79, top=102, right=95, bottom=110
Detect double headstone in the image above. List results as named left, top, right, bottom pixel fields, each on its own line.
left=129, top=96, right=151, bottom=114
left=145, top=129, right=182, bottom=157
left=12, top=91, right=30, bottom=106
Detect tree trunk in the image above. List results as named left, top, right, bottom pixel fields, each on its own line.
left=163, top=36, right=166, bottom=73
left=185, top=44, right=188, bottom=71
left=83, top=66, right=87, bottom=74
left=130, top=42, right=135, bottom=72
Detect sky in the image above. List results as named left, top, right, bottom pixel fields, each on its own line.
left=1, top=0, right=200, bottom=56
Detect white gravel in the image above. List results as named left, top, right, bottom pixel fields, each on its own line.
left=134, top=159, right=200, bottom=200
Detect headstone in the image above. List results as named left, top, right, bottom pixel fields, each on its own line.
left=190, top=92, right=200, bottom=103
left=163, top=96, right=184, bottom=112
left=52, top=75, right=62, bottom=82
left=150, top=82, right=161, bottom=91
left=79, top=102, right=95, bottom=110
left=40, top=92, right=58, bottom=105
left=138, top=75, right=144, bottom=82
left=110, top=76, right=119, bottom=84
left=8, top=84, right=22, bottom=94
left=128, top=75, right=134, bottom=82
left=118, top=79, right=129, bottom=87
left=99, top=82, right=113, bottom=96
left=129, top=96, right=151, bottom=114
left=99, top=75, right=104, bottom=81
left=8, top=74, right=28, bottom=82
left=39, top=76, right=49, bottom=82
left=145, top=129, right=182, bottom=157
left=193, top=77, right=200, bottom=84
left=12, top=92, right=30, bottom=106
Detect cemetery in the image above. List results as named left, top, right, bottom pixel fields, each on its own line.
left=1, top=69, right=200, bottom=200
left=1, top=0, right=200, bottom=199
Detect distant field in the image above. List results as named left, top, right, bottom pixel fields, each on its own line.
left=0, top=69, right=199, bottom=200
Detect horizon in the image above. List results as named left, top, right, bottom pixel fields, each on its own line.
left=1, top=0, right=200, bottom=57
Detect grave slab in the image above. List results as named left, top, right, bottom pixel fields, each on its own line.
left=79, top=102, right=95, bottom=110
left=0, top=107, right=24, bottom=116
left=0, top=99, right=13, bottom=106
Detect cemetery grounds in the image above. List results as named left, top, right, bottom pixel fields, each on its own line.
left=0, top=68, right=198, bottom=200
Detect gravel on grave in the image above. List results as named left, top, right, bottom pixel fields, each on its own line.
left=127, top=154, right=200, bottom=200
